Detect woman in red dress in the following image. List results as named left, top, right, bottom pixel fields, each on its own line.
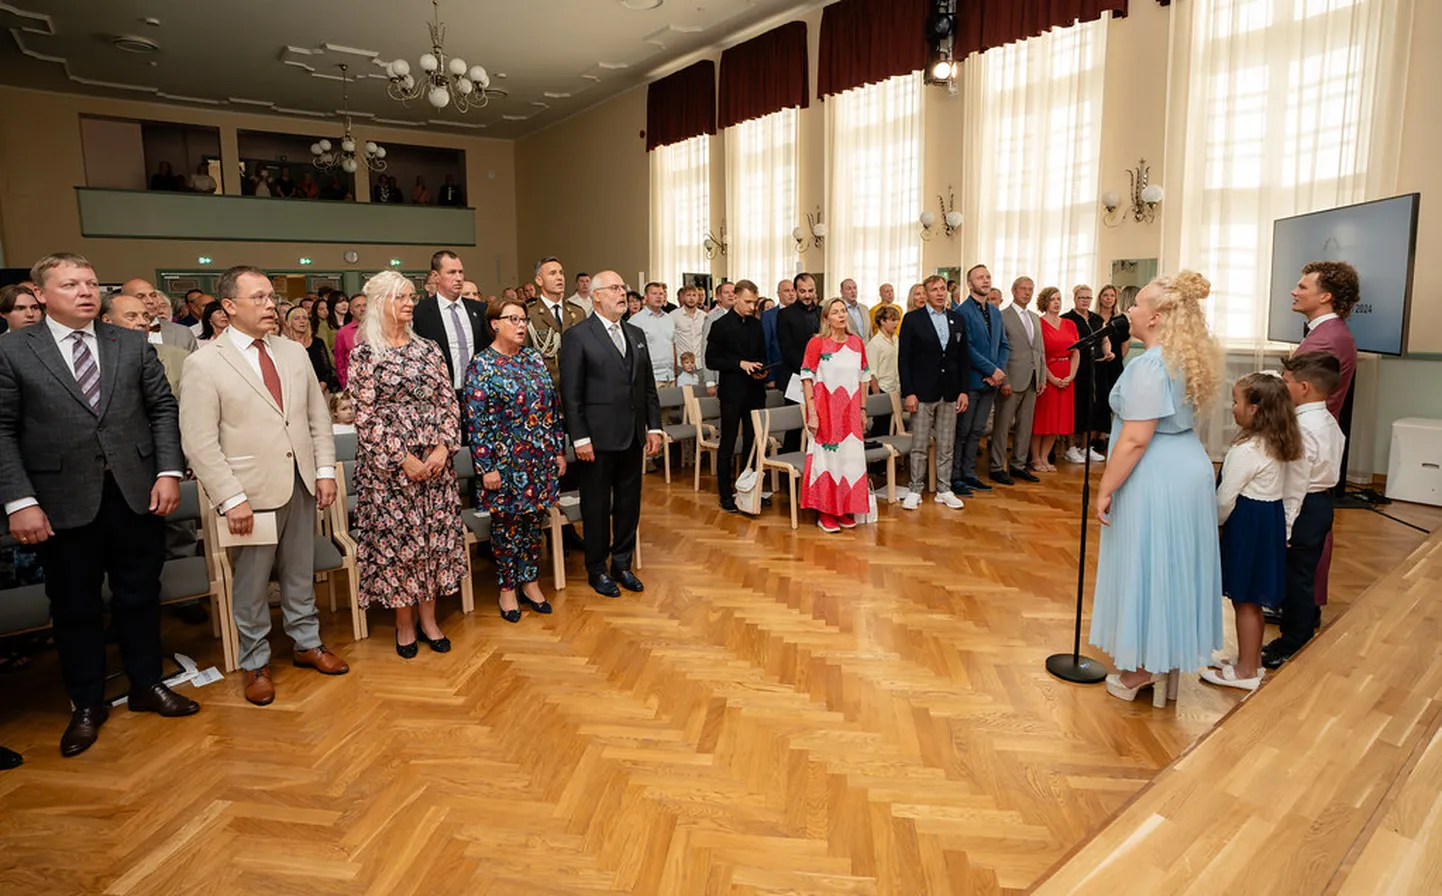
left=1029, top=286, right=1080, bottom=473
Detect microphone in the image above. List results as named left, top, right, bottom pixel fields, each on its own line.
left=1068, top=314, right=1129, bottom=352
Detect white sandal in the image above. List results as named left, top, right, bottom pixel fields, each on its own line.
left=1200, top=664, right=1263, bottom=692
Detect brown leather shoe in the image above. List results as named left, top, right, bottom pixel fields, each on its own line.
left=128, top=682, right=200, bottom=717
left=244, top=666, right=275, bottom=706
left=293, top=645, right=349, bottom=675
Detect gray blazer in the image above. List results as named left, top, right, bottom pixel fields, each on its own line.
left=158, top=320, right=199, bottom=353
left=1002, top=304, right=1045, bottom=391
left=0, top=321, right=183, bottom=530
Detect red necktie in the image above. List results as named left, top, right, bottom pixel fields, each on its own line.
left=253, top=338, right=284, bottom=410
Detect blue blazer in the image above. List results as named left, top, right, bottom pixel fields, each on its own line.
left=957, top=298, right=1010, bottom=392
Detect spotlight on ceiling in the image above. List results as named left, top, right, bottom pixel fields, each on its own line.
left=924, top=0, right=957, bottom=88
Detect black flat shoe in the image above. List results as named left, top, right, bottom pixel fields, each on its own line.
left=588, top=573, right=621, bottom=598
left=612, top=569, right=644, bottom=593
left=127, top=682, right=200, bottom=717
left=1010, top=467, right=1040, bottom=483
left=395, top=632, right=419, bottom=659
left=0, top=746, right=21, bottom=770
left=960, top=476, right=993, bottom=492
left=417, top=630, right=452, bottom=652
left=499, top=606, right=522, bottom=623
left=60, top=705, right=109, bottom=758
left=989, top=470, right=1015, bottom=486
left=518, top=593, right=553, bottom=614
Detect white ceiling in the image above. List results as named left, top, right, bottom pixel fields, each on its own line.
left=0, top=0, right=815, bottom=140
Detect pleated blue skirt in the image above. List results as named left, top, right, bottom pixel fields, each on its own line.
left=1089, top=430, right=1223, bottom=672
left=1220, top=496, right=1287, bottom=608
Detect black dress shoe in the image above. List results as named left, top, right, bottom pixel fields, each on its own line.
left=416, top=631, right=452, bottom=653
left=0, top=745, right=21, bottom=770
left=1262, top=607, right=1284, bottom=626
left=612, top=569, right=644, bottom=593
left=127, top=682, right=200, bottom=717
left=172, top=601, right=210, bottom=625
left=588, top=573, right=621, bottom=598
left=950, top=481, right=974, bottom=498
left=61, top=705, right=109, bottom=758
left=989, top=470, right=1016, bottom=486
left=1010, top=467, right=1040, bottom=483
left=960, top=476, right=993, bottom=492
left=518, top=593, right=553, bottom=614
left=1261, top=642, right=1300, bottom=670
left=396, top=632, right=419, bottom=658
left=720, top=502, right=739, bottom=514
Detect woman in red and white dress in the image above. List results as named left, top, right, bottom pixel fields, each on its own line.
left=801, top=298, right=872, bottom=533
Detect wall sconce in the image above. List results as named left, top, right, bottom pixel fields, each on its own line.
left=921, top=189, right=962, bottom=239
left=794, top=208, right=826, bottom=252
left=703, top=221, right=728, bottom=258
left=1102, top=158, right=1164, bottom=226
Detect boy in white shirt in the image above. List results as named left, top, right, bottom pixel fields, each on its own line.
left=1264, top=351, right=1346, bottom=669
left=675, top=351, right=704, bottom=390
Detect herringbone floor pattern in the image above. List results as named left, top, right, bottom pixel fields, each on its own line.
left=0, top=466, right=1437, bottom=895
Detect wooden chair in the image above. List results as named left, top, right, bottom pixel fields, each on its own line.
left=750, top=405, right=811, bottom=529
left=765, top=389, right=787, bottom=408
left=862, top=392, right=906, bottom=504
left=685, top=390, right=723, bottom=492
left=657, top=385, right=694, bottom=483
left=451, top=449, right=482, bottom=615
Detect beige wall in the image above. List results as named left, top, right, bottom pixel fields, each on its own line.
left=0, top=86, right=518, bottom=290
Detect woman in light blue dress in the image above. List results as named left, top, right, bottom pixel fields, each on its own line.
left=1090, top=271, right=1224, bottom=706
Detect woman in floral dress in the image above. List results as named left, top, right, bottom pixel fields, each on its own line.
left=465, top=297, right=567, bottom=622
left=348, top=270, right=468, bottom=658
left=800, top=298, right=872, bottom=533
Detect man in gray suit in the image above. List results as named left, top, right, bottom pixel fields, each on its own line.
left=990, top=276, right=1045, bottom=483
left=123, top=278, right=199, bottom=352
left=0, top=252, right=200, bottom=758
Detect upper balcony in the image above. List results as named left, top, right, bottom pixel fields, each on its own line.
left=75, top=187, right=476, bottom=246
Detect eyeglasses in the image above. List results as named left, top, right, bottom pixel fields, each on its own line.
left=240, top=294, right=277, bottom=306
left=497, top=314, right=527, bottom=325
left=593, top=284, right=626, bottom=293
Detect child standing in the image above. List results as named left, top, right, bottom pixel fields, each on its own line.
left=1202, top=373, right=1301, bottom=691
left=1263, top=351, right=1346, bottom=669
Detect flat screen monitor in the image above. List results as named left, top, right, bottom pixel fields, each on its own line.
left=1268, top=193, right=1419, bottom=356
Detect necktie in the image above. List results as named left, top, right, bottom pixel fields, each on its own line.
left=552, top=303, right=564, bottom=331
left=609, top=322, right=627, bottom=356
left=253, top=338, right=284, bottom=410
left=1021, top=309, right=1034, bottom=344
left=448, top=302, right=471, bottom=377
left=70, top=331, right=100, bottom=410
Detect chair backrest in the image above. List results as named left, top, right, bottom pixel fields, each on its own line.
left=863, top=392, right=893, bottom=420
left=334, top=431, right=358, bottom=463
left=695, top=395, right=721, bottom=420
left=889, top=391, right=909, bottom=434
left=756, top=404, right=805, bottom=434
left=765, top=389, right=787, bottom=408
left=165, top=479, right=202, bottom=524
left=657, top=385, right=685, bottom=411
left=453, top=449, right=476, bottom=480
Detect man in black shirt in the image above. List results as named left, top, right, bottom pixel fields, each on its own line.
left=438, top=173, right=466, bottom=207
left=775, top=272, right=820, bottom=395
left=705, top=279, right=768, bottom=512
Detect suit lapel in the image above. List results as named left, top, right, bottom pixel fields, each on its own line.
left=422, top=299, right=452, bottom=359
left=217, top=336, right=283, bottom=415
left=94, top=324, right=121, bottom=418
left=24, top=324, right=97, bottom=414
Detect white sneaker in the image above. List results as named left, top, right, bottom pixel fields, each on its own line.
left=1063, top=447, right=1086, bottom=464
left=1088, top=447, right=1106, bottom=462
left=901, top=491, right=921, bottom=511
left=934, top=491, right=965, bottom=509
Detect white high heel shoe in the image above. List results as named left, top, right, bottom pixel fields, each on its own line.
left=1105, top=670, right=1180, bottom=707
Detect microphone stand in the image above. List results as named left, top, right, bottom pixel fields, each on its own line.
left=1045, top=322, right=1120, bottom=685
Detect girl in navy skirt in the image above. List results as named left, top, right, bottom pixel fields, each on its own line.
left=1202, top=372, right=1302, bottom=691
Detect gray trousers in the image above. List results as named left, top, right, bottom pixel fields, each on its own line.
left=952, top=388, right=997, bottom=481
left=909, top=399, right=957, bottom=493
left=230, top=471, right=321, bottom=671
left=990, top=380, right=1038, bottom=472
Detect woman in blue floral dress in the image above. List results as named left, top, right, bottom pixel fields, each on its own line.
left=465, top=297, right=567, bottom=622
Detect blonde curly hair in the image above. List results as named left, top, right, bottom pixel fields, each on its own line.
left=1145, top=271, right=1223, bottom=414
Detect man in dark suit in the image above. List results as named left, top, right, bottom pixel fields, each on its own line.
left=705, top=279, right=768, bottom=512
left=775, top=272, right=820, bottom=395
left=0, top=252, right=200, bottom=758
left=559, top=270, right=663, bottom=597
left=437, top=173, right=466, bottom=207
left=952, top=264, right=1009, bottom=495
left=412, top=250, right=490, bottom=411
left=897, top=274, right=970, bottom=512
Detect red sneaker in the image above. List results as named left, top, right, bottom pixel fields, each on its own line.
left=817, top=513, right=841, bottom=533
left=837, top=514, right=857, bottom=529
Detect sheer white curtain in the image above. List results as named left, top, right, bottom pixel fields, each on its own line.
left=724, top=108, right=798, bottom=290
left=1160, top=0, right=1413, bottom=453
left=649, top=134, right=711, bottom=292
left=824, top=72, right=923, bottom=301
left=960, top=17, right=1108, bottom=293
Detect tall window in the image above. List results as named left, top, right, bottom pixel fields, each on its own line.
left=824, top=72, right=923, bottom=304
left=962, top=17, right=1108, bottom=293
left=1166, top=0, right=1410, bottom=347
left=649, top=134, right=711, bottom=292
left=724, top=108, right=798, bottom=292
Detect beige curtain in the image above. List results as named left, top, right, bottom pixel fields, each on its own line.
left=649, top=135, right=713, bottom=293
left=724, top=108, right=799, bottom=291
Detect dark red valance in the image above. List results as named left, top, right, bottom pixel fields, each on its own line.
left=717, top=21, right=809, bottom=131
left=818, top=0, right=930, bottom=98
left=955, top=0, right=1129, bottom=58
left=646, top=60, right=716, bottom=152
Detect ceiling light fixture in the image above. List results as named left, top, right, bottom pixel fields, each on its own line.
left=312, top=64, right=386, bottom=174
left=924, top=0, right=957, bottom=88
left=383, top=0, right=490, bottom=112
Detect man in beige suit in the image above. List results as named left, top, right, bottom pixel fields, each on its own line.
left=990, top=276, right=1046, bottom=483
left=179, top=265, right=349, bottom=706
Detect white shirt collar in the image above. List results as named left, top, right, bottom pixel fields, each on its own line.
left=1296, top=401, right=1329, bottom=415
left=437, top=292, right=463, bottom=308
left=227, top=324, right=266, bottom=353
left=45, top=315, right=96, bottom=341
left=1308, top=312, right=1339, bottom=328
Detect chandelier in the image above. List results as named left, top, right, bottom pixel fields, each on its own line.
left=383, top=0, right=491, bottom=112
left=312, top=64, right=386, bottom=174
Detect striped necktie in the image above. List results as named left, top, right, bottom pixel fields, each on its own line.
left=70, top=331, right=100, bottom=410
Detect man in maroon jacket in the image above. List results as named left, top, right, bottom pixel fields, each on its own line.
left=1289, top=260, right=1360, bottom=620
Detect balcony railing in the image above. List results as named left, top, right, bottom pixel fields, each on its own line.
left=75, top=187, right=475, bottom=246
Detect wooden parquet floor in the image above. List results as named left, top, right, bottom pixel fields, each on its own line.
left=0, top=466, right=1438, bottom=895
